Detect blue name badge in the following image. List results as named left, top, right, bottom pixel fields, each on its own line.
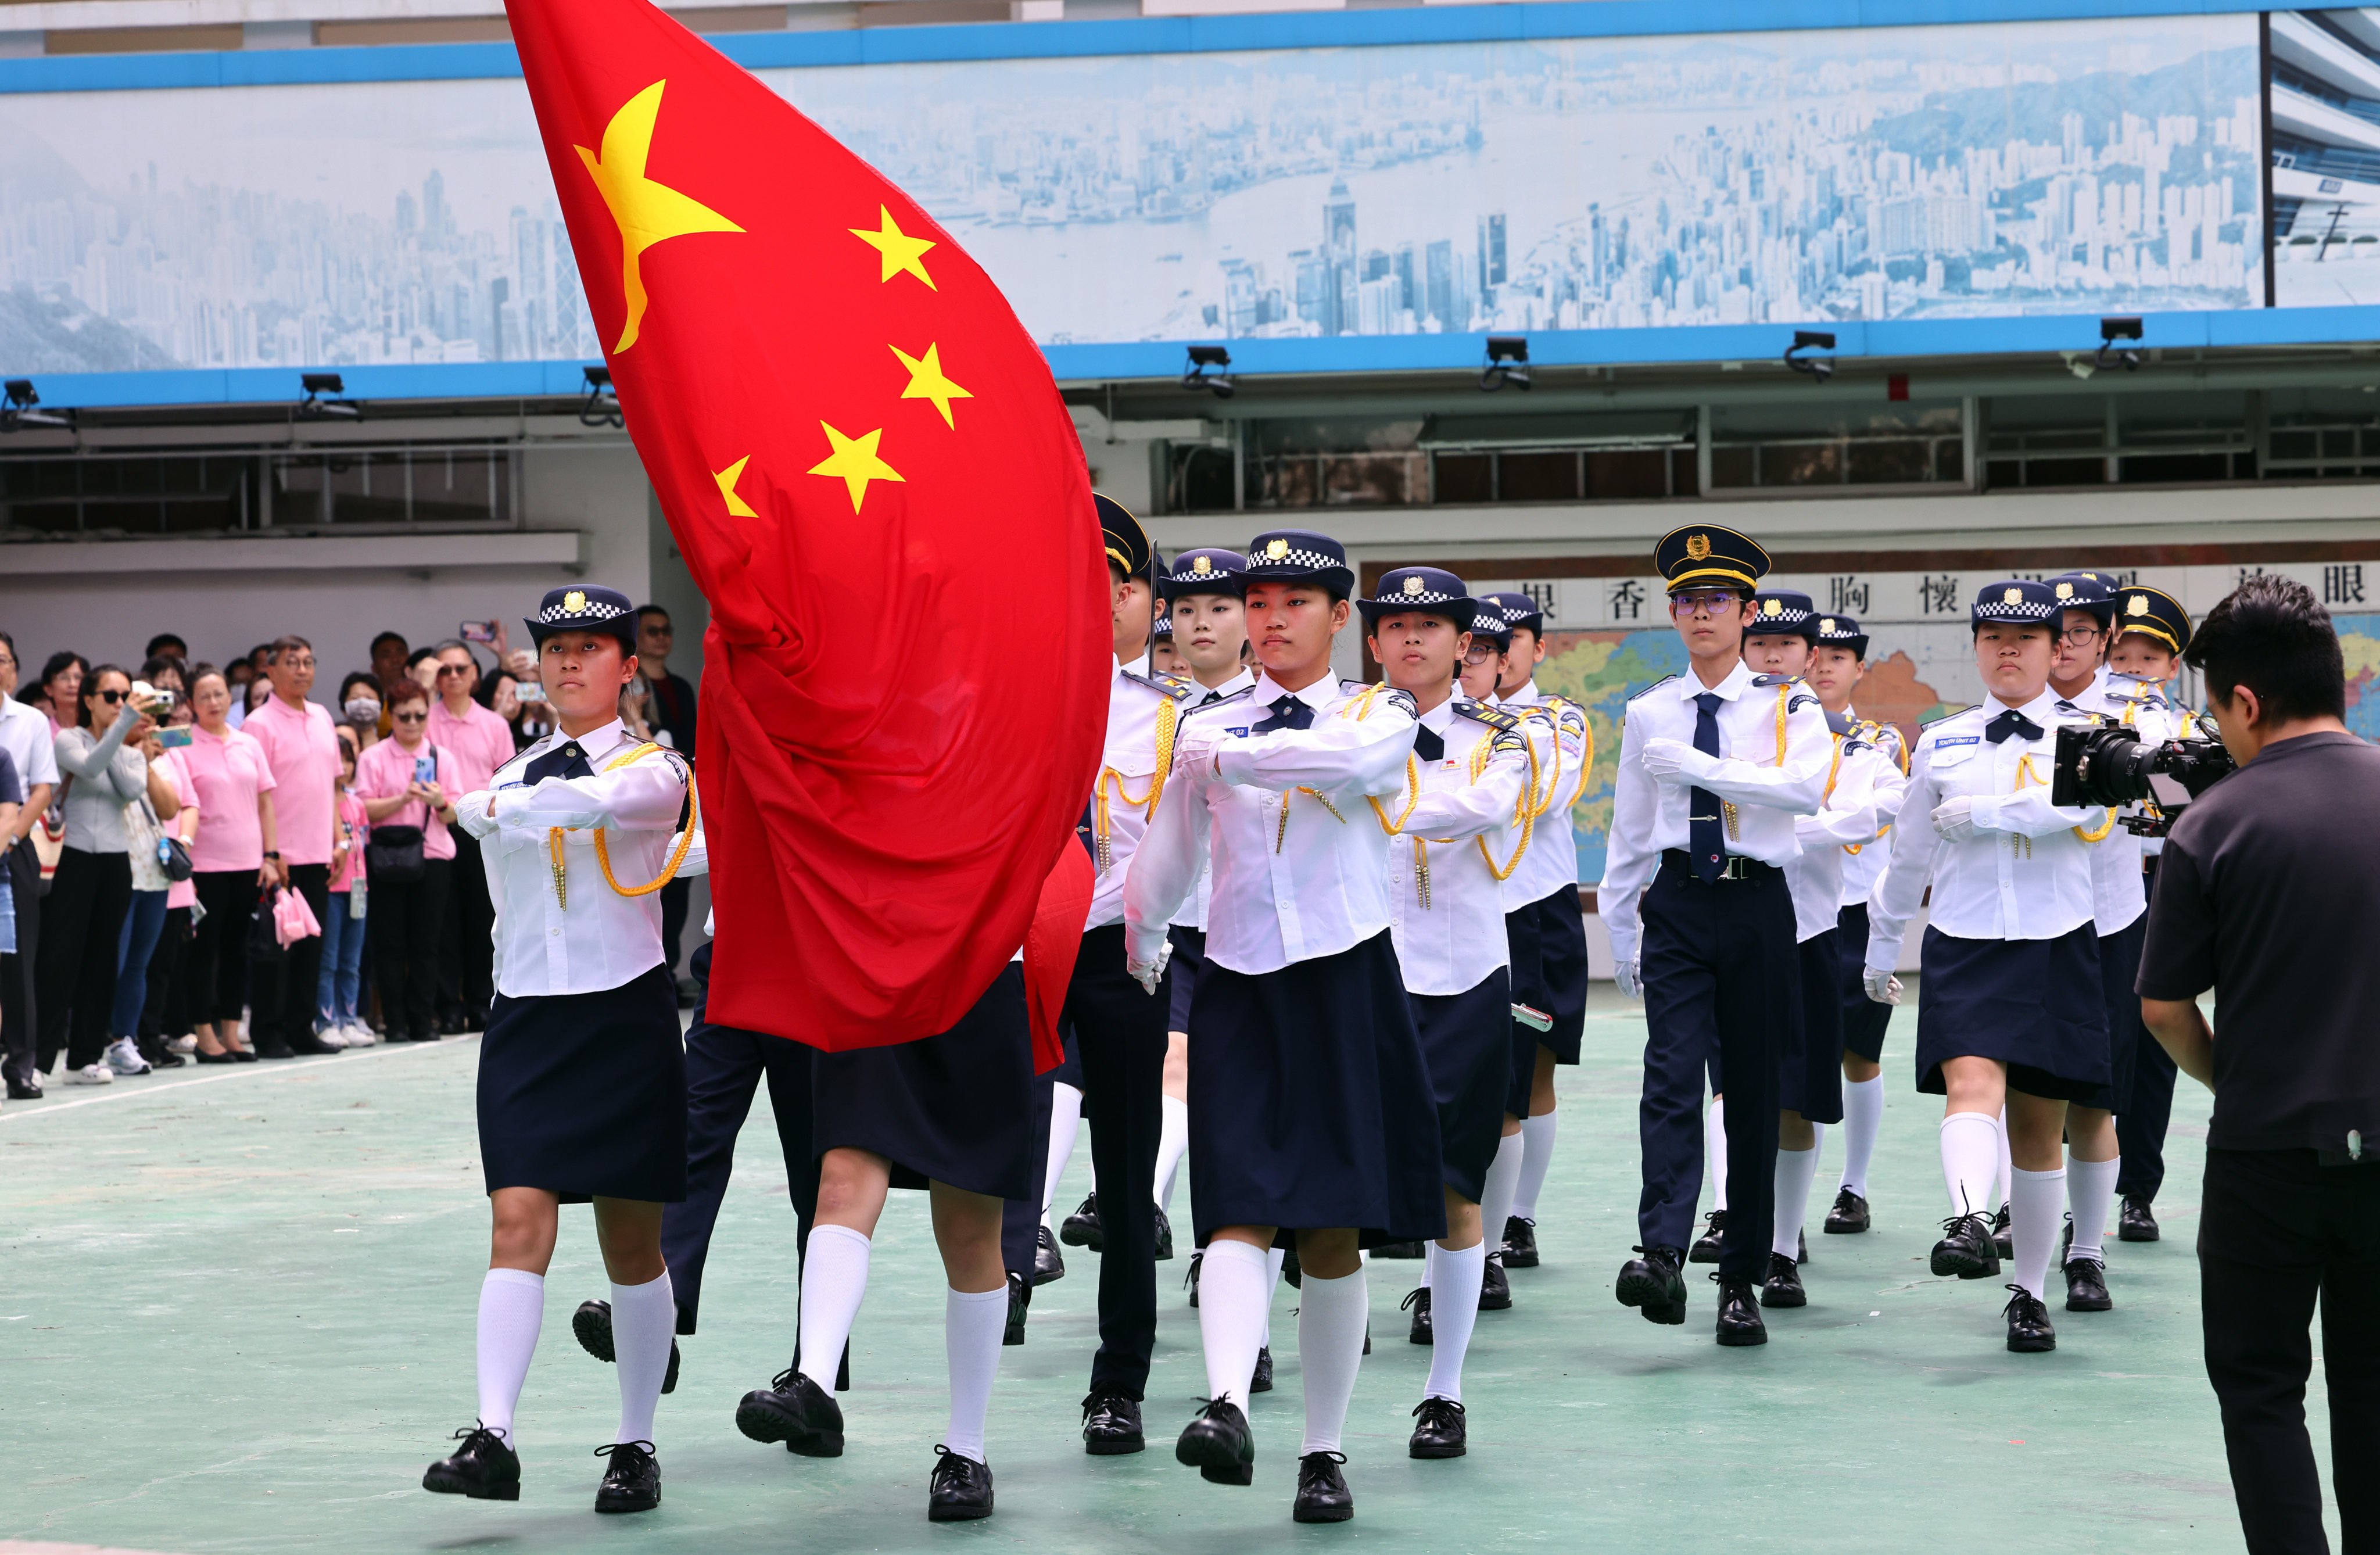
left=1224, top=727, right=1252, bottom=738
left=1934, top=735, right=1981, bottom=748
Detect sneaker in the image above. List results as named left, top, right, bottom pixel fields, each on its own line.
left=103, top=1038, right=152, bottom=1076
left=167, top=1034, right=198, bottom=1055
left=345, top=1021, right=381, bottom=1047
left=314, top=1026, right=354, bottom=1050
left=66, top=1063, right=116, bottom=1086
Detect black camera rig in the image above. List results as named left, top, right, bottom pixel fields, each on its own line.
left=2048, top=721, right=2235, bottom=837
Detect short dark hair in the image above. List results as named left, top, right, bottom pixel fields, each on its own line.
left=187, top=662, right=224, bottom=691
left=338, top=671, right=380, bottom=704
left=387, top=679, right=432, bottom=710
left=268, top=635, right=312, bottom=663
left=406, top=646, right=441, bottom=671
left=637, top=604, right=670, bottom=624
left=138, top=656, right=184, bottom=684
left=144, top=633, right=187, bottom=660
left=2187, top=574, right=2346, bottom=724
left=370, top=630, right=408, bottom=656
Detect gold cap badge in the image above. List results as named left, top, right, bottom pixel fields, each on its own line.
left=2128, top=593, right=2151, bottom=616
left=562, top=589, right=587, bottom=612
left=1192, top=555, right=1211, bottom=575
left=1821, top=618, right=1837, bottom=634
left=1402, top=575, right=1425, bottom=595
left=1762, top=598, right=1782, bottom=615
left=1266, top=538, right=1289, bottom=560
left=2055, top=582, right=2074, bottom=600
left=2003, top=587, right=2024, bottom=605
left=1684, top=533, right=1712, bottom=561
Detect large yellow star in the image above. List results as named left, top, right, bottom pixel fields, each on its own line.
left=850, top=206, right=937, bottom=290
left=575, top=80, right=745, bottom=353
left=889, top=343, right=973, bottom=429
left=807, top=423, right=904, bottom=513
left=713, top=456, right=757, bottom=518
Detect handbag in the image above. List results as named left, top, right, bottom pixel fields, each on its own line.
left=160, top=834, right=193, bottom=882
left=365, top=823, right=426, bottom=884
left=248, top=885, right=288, bottom=964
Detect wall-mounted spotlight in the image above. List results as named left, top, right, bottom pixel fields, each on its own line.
left=580, top=365, right=624, bottom=429
left=1480, top=335, right=1531, bottom=392
left=1784, top=330, right=1836, bottom=383
left=1182, top=345, right=1234, bottom=399
left=299, top=372, right=363, bottom=420
left=2098, top=316, right=2143, bottom=372
left=1, top=379, right=73, bottom=433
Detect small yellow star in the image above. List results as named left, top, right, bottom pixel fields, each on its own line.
left=713, top=456, right=757, bottom=518
left=574, top=80, right=745, bottom=353
left=807, top=423, right=904, bottom=513
left=889, top=342, right=973, bottom=429
left=850, top=205, right=937, bottom=290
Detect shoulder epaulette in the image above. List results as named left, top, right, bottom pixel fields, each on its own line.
left=1919, top=705, right=1977, bottom=730
left=1180, top=687, right=1253, bottom=720
left=1453, top=698, right=1520, bottom=731
left=1787, top=690, right=1822, bottom=715
left=1626, top=674, right=1680, bottom=704
left=1121, top=669, right=1197, bottom=703
left=1825, top=709, right=1855, bottom=737
left=1362, top=685, right=1420, bottom=720
left=1749, top=672, right=1804, bottom=689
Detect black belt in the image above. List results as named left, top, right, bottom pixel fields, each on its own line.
left=1661, top=848, right=1777, bottom=883
left=2317, top=1145, right=2379, bottom=1167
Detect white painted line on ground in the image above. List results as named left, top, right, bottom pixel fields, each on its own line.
left=0, top=1036, right=474, bottom=1123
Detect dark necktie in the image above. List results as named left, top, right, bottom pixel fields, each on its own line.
left=1689, top=692, right=1726, bottom=883
left=524, top=740, right=595, bottom=784
left=1250, top=694, right=1314, bottom=734
left=1985, top=709, right=2043, bottom=745
left=1413, top=726, right=1445, bottom=762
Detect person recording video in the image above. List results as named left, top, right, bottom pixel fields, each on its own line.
left=2134, top=574, right=2380, bottom=1555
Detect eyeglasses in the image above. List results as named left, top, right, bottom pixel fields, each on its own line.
left=2058, top=625, right=2105, bottom=644
left=94, top=689, right=127, bottom=705
left=1671, top=590, right=1741, bottom=617
left=1461, top=643, right=1503, bottom=664
left=393, top=710, right=428, bottom=723
left=436, top=664, right=470, bottom=678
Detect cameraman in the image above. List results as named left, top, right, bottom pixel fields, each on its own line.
left=2136, top=574, right=2379, bottom=1555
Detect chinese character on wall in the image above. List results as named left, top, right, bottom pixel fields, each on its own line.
left=1522, top=582, right=1557, bottom=619
left=1828, top=575, right=1870, bottom=614
left=1919, top=574, right=1962, bottom=615
left=2325, top=564, right=2367, bottom=605
left=1607, top=579, right=1647, bottom=621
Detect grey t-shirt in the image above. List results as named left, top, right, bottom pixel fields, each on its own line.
left=53, top=710, right=148, bottom=855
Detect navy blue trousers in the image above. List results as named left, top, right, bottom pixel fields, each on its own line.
left=1637, top=857, right=1794, bottom=1281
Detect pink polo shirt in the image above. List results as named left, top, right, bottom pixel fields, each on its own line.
left=181, top=723, right=275, bottom=873
left=354, top=737, right=459, bottom=861
left=426, top=698, right=518, bottom=796
left=243, top=694, right=341, bottom=867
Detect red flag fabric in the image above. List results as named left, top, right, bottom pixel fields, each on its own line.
left=505, top=0, right=1108, bottom=1049
left=1022, top=844, right=1095, bottom=1074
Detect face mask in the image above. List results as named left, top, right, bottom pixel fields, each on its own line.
left=345, top=698, right=381, bottom=725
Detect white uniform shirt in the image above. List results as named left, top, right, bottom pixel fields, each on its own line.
left=1786, top=721, right=1887, bottom=943
left=1865, top=690, right=2102, bottom=973
left=2055, top=669, right=2180, bottom=931
left=457, top=718, right=701, bottom=998
left=1172, top=668, right=1256, bottom=933
left=1123, top=672, right=1417, bottom=976
left=1598, top=660, right=1834, bottom=967
left=1383, top=697, right=1535, bottom=995
left=1087, top=659, right=1198, bottom=931
left=0, top=696, right=58, bottom=800
left=1836, top=711, right=1909, bottom=907
left=1496, top=678, right=1592, bottom=910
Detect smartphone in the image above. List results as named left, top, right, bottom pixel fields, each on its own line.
left=461, top=620, right=499, bottom=645
left=413, top=754, right=436, bottom=786
left=516, top=682, right=548, bottom=703
left=159, top=727, right=193, bottom=749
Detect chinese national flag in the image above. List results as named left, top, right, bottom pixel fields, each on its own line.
left=506, top=0, right=1108, bottom=1055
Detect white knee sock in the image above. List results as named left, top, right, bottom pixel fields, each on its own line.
left=1420, top=1242, right=1433, bottom=1289
left=1262, top=1246, right=1285, bottom=1348
left=1154, top=1094, right=1189, bottom=1215
left=1513, top=1110, right=1558, bottom=1221
left=1479, top=1131, right=1524, bottom=1252
left=1041, top=1083, right=1083, bottom=1224
left=942, top=1285, right=1007, bottom=1465
left=1772, top=1128, right=1825, bottom=1260
left=1296, top=1266, right=1369, bottom=1455
left=1839, top=1076, right=1884, bottom=1199
left=1195, top=1239, right=1271, bottom=1409
left=1939, top=1111, right=2003, bottom=1221
left=1995, top=1105, right=2013, bottom=1211
left=2010, top=1166, right=2066, bottom=1300
left=2066, top=1155, right=2121, bottom=1265
left=1423, top=1240, right=1485, bottom=1404
left=475, top=1268, right=544, bottom=1447
left=610, top=1271, right=675, bottom=1445
left=797, top=1224, right=872, bottom=1391
left=1708, top=1097, right=1730, bottom=1211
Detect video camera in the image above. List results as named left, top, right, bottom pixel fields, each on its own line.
left=2049, top=722, right=2235, bottom=837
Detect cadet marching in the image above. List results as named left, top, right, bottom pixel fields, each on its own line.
left=419, top=514, right=2203, bottom=1524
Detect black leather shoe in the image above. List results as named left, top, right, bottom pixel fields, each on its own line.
left=1502, top=1216, right=1539, bottom=1269
left=1759, top=1251, right=1805, bottom=1309
left=1823, top=1187, right=1870, bottom=1234
left=1930, top=1213, right=2003, bottom=1280
left=1175, top=1398, right=1254, bottom=1485
left=2119, top=1195, right=2160, bottom=1243
left=1060, top=1194, right=1103, bottom=1251
left=593, top=1440, right=659, bottom=1514
left=1034, top=1226, right=1066, bottom=1286
left=1281, top=1246, right=1303, bottom=1289
left=1615, top=1246, right=1687, bottom=1325
left=5, top=1075, right=42, bottom=1099
left=1992, top=1202, right=2014, bottom=1260
left=572, top=1299, right=680, bottom=1393
left=1185, top=1250, right=1201, bottom=1307
left=1479, top=1251, right=1512, bottom=1312
left=285, top=1032, right=341, bottom=1056
left=2003, top=1285, right=2057, bottom=1352
left=1293, top=1450, right=1354, bottom=1522
left=1688, top=1209, right=1727, bottom=1264
left=2063, top=1256, right=2112, bottom=1312
left=1004, top=1272, right=1030, bottom=1346
left=192, top=1049, right=237, bottom=1065
left=1153, top=1205, right=1175, bottom=1261
left=1409, top=1396, right=1466, bottom=1459
left=422, top=1422, right=521, bottom=1501
left=1251, top=1345, right=1274, bottom=1393
left=734, top=1368, right=844, bottom=1456
left=1374, top=1239, right=1425, bottom=1259
left=1797, top=1228, right=1809, bottom=1266
left=1402, top=1286, right=1433, bottom=1345
left=253, top=1044, right=298, bottom=1060
left=1081, top=1386, right=1145, bottom=1454
left=1712, top=1273, right=1768, bottom=1346
left=927, top=1445, right=994, bottom=1522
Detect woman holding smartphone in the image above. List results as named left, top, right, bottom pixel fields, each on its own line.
left=356, top=680, right=460, bottom=1044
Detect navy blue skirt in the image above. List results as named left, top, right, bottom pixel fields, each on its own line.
left=1186, top=930, right=1446, bottom=1245
left=2094, top=913, right=2147, bottom=1116
left=1410, top=968, right=1512, bottom=1203
left=812, top=965, right=1038, bottom=1201
left=1836, top=902, right=1892, bottom=1064
left=1505, top=886, right=1589, bottom=1070
left=1167, top=923, right=1209, bottom=1036
left=478, top=963, right=687, bottom=1203
left=1915, top=923, right=2110, bottom=1102
left=1780, top=930, right=1846, bottom=1124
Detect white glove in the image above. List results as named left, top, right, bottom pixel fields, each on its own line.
left=1172, top=728, right=1224, bottom=778
left=1862, top=968, right=1904, bottom=1006
left=1127, top=937, right=1174, bottom=996
left=1930, top=796, right=1977, bottom=844
left=1613, top=959, right=1642, bottom=1000
left=1640, top=738, right=1715, bottom=786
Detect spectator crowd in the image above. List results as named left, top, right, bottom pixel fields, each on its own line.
left=0, top=605, right=698, bottom=1099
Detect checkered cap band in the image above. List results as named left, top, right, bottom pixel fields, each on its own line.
left=537, top=599, right=629, bottom=624
left=1972, top=581, right=2060, bottom=623
left=1248, top=543, right=1344, bottom=574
